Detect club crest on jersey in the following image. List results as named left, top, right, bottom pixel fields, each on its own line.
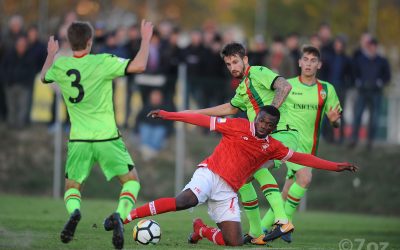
left=217, top=118, right=226, bottom=123
left=261, top=143, right=269, bottom=151
left=320, top=89, right=327, bottom=100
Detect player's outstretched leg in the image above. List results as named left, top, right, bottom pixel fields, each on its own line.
left=60, top=209, right=81, bottom=243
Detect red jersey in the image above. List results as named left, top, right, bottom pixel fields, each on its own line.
left=158, top=111, right=344, bottom=192
left=198, top=117, right=292, bottom=191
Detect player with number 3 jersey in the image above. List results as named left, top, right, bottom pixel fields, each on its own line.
left=40, top=20, right=153, bottom=250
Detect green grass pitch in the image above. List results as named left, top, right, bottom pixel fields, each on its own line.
left=0, top=194, right=399, bottom=249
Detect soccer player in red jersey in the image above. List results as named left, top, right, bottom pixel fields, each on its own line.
left=124, top=105, right=357, bottom=246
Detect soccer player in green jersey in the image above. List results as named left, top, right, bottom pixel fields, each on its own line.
left=261, top=45, right=342, bottom=242
left=186, top=42, right=296, bottom=244
left=40, top=20, right=153, bottom=249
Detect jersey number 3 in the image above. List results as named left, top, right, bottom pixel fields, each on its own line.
left=67, top=69, right=84, bottom=103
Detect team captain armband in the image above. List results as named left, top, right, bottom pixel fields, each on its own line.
left=281, top=149, right=294, bottom=163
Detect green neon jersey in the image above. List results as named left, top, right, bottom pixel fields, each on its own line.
left=44, top=53, right=130, bottom=140
left=230, top=66, right=288, bottom=130
left=285, top=76, right=341, bottom=154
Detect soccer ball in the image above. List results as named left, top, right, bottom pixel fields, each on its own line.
left=132, top=219, right=161, bottom=245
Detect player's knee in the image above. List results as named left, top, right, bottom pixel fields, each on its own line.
left=65, top=179, right=81, bottom=190
left=296, top=171, right=312, bottom=188
left=175, top=189, right=198, bottom=210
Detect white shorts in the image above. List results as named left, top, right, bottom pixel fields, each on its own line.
left=183, top=167, right=240, bottom=223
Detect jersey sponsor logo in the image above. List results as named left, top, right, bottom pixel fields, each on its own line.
left=242, top=136, right=249, bottom=141
left=261, top=143, right=269, bottom=151
left=320, top=89, right=327, bottom=99
left=194, top=187, right=201, bottom=194
left=293, top=103, right=318, bottom=110
left=291, top=91, right=303, bottom=95
left=217, top=118, right=226, bottom=123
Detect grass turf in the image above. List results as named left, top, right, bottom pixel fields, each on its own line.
left=0, top=194, right=399, bottom=249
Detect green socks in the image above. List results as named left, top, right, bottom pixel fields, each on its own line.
left=64, top=188, right=81, bottom=215
left=239, top=182, right=263, bottom=237
left=262, top=182, right=307, bottom=230
left=116, top=180, right=140, bottom=220
left=285, top=182, right=307, bottom=221
left=255, top=168, right=288, bottom=224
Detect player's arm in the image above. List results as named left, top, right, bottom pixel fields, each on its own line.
left=40, top=36, right=59, bottom=83
left=125, top=20, right=154, bottom=73
left=287, top=151, right=358, bottom=172
left=148, top=110, right=211, bottom=128
left=271, top=76, right=292, bottom=108
left=183, top=103, right=238, bottom=116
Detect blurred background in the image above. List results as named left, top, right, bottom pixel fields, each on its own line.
left=0, top=0, right=399, bottom=216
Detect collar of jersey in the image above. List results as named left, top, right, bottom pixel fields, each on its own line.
left=241, top=66, right=251, bottom=82
left=299, top=75, right=318, bottom=87
left=73, top=53, right=88, bottom=58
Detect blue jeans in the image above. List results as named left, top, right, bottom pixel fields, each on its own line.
left=351, top=91, right=382, bottom=143
left=139, top=124, right=167, bottom=151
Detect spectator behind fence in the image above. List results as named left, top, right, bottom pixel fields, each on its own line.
left=248, top=34, right=268, bottom=66
left=162, top=27, right=182, bottom=109
left=183, top=30, right=207, bottom=109
left=135, top=30, right=168, bottom=106
left=200, top=34, right=228, bottom=109
left=265, top=36, right=295, bottom=78
left=323, top=36, right=353, bottom=144
left=26, top=25, right=47, bottom=124
left=123, top=24, right=141, bottom=127
left=1, top=36, right=35, bottom=129
left=285, top=32, right=301, bottom=77
left=0, top=29, right=6, bottom=122
left=350, top=38, right=391, bottom=149
left=135, top=89, right=172, bottom=161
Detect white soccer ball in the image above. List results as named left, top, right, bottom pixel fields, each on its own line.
left=132, top=219, right=161, bottom=245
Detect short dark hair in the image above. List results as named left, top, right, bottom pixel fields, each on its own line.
left=259, top=105, right=280, bottom=124
left=220, top=42, right=246, bottom=59
left=67, top=21, right=94, bottom=51
left=301, top=45, right=321, bottom=60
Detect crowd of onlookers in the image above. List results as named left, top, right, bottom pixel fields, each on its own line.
left=0, top=13, right=392, bottom=157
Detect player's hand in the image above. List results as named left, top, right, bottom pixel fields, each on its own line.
left=47, top=36, right=59, bottom=56
left=327, top=104, right=341, bottom=123
left=337, top=162, right=358, bottom=172
left=140, top=19, right=153, bottom=42
left=147, top=109, right=162, bottom=119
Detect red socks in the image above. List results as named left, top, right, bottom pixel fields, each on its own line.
left=124, top=197, right=176, bottom=224
left=200, top=226, right=225, bottom=246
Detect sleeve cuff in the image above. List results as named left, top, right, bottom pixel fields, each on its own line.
left=281, top=149, right=294, bottom=163
left=124, top=58, right=134, bottom=75
left=270, top=75, right=281, bottom=90
left=230, top=101, right=245, bottom=112
left=210, top=116, right=216, bottom=131
left=42, top=78, right=54, bottom=84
